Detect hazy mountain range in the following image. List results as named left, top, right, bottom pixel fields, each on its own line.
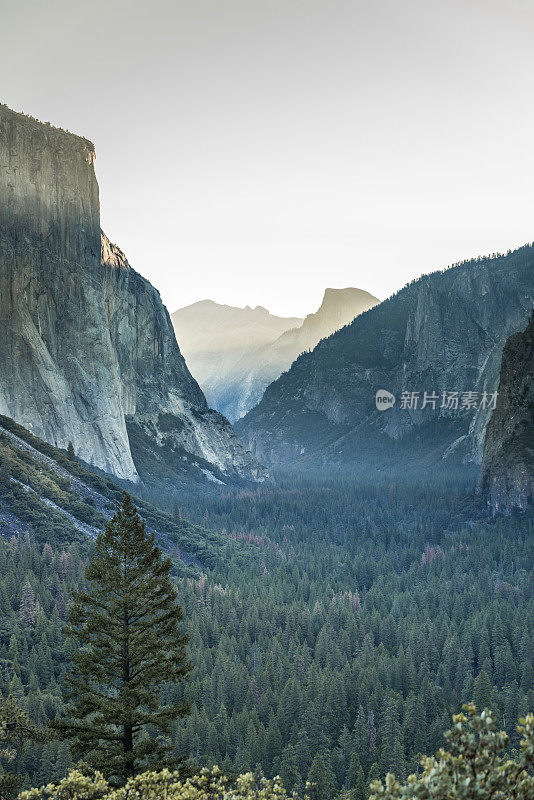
left=172, top=288, right=379, bottom=421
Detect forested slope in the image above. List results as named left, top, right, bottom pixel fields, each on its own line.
left=0, top=414, right=222, bottom=568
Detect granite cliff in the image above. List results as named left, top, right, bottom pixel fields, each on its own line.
left=0, top=104, right=267, bottom=487
left=479, top=311, right=534, bottom=513
left=173, top=288, right=378, bottom=422
left=236, top=247, right=534, bottom=471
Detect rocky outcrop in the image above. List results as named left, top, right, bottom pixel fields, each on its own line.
left=172, top=288, right=378, bottom=422
left=479, top=311, right=534, bottom=513
left=236, top=248, right=534, bottom=470
left=0, top=104, right=267, bottom=486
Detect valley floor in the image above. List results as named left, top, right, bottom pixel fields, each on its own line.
left=2, top=471, right=533, bottom=795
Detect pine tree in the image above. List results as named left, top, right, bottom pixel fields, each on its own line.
left=66, top=441, right=75, bottom=461
left=367, top=763, right=380, bottom=794
left=380, top=694, right=405, bottom=778
left=280, top=744, right=301, bottom=792
left=472, top=670, right=492, bottom=711
left=348, top=751, right=366, bottom=800
left=307, top=752, right=336, bottom=800
left=19, top=580, right=36, bottom=625
left=352, top=764, right=366, bottom=800
left=58, top=492, right=191, bottom=784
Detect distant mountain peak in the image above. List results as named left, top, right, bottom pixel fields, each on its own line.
left=171, top=288, right=378, bottom=422
left=289, top=286, right=380, bottom=347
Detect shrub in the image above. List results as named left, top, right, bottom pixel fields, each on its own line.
left=370, top=704, right=534, bottom=800
left=19, top=766, right=300, bottom=800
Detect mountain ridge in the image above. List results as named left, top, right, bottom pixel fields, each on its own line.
left=0, top=413, right=222, bottom=570
left=236, top=246, right=534, bottom=471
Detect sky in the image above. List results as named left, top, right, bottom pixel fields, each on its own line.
left=1, top=0, right=534, bottom=317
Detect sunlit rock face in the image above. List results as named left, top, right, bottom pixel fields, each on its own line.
left=480, top=312, right=534, bottom=513
left=0, top=104, right=267, bottom=486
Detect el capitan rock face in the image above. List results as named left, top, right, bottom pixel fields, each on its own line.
left=0, top=104, right=267, bottom=486
left=236, top=248, right=534, bottom=471
left=479, top=311, right=534, bottom=513
left=0, top=105, right=135, bottom=479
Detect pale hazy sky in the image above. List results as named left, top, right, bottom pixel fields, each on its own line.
left=1, top=0, right=533, bottom=316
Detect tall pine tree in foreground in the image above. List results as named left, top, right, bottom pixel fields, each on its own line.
left=58, top=492, right=191, bottom=784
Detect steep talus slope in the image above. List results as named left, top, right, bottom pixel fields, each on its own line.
left=479, top=312, right=534, bottom=513
left=171, top=301, right=302, bottom=421
left=173, top=288, right=378, bottom=422
left=0, top=104, right=266, bottom=487
left=236, top=247, right=534, bottom=469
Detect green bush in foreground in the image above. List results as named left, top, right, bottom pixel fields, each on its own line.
left=18, top=766, right=297, bottom=800
left=370, top=703, right=534, bottom=800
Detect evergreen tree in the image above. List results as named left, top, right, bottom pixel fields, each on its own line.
left=380, top=694, right=405, bottom=778
left=19, top=580, right=36, bottom=626
left=66, top=442, right=75, bottom=461
left=307, top=752, right=336, bottom=800
left=280, top=744, right=301, bottom=791
left=472, top=670, right=492, bottom=711
left=348, top=752, right=366, bottom=800
left=352, top=764, right=366, bottom=800
left=367, top=762, right=380, bottom=789
left=58, top=492, right=191, bottom=784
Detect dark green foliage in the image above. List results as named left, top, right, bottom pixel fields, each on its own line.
left=0, top=466, right=532, bottom=792
left=0, top=416, right=224, bottom=568
left=58, top=494, right=192, bottom=784
left=370, top=704, right=534, bottom=799
left=0, top=534, right=84, bottom=788
left=307, top=752, right=335, bottom=800
left=0, top=696, right=50, bottom=799
left=170, top=475, right=533, bottom=790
